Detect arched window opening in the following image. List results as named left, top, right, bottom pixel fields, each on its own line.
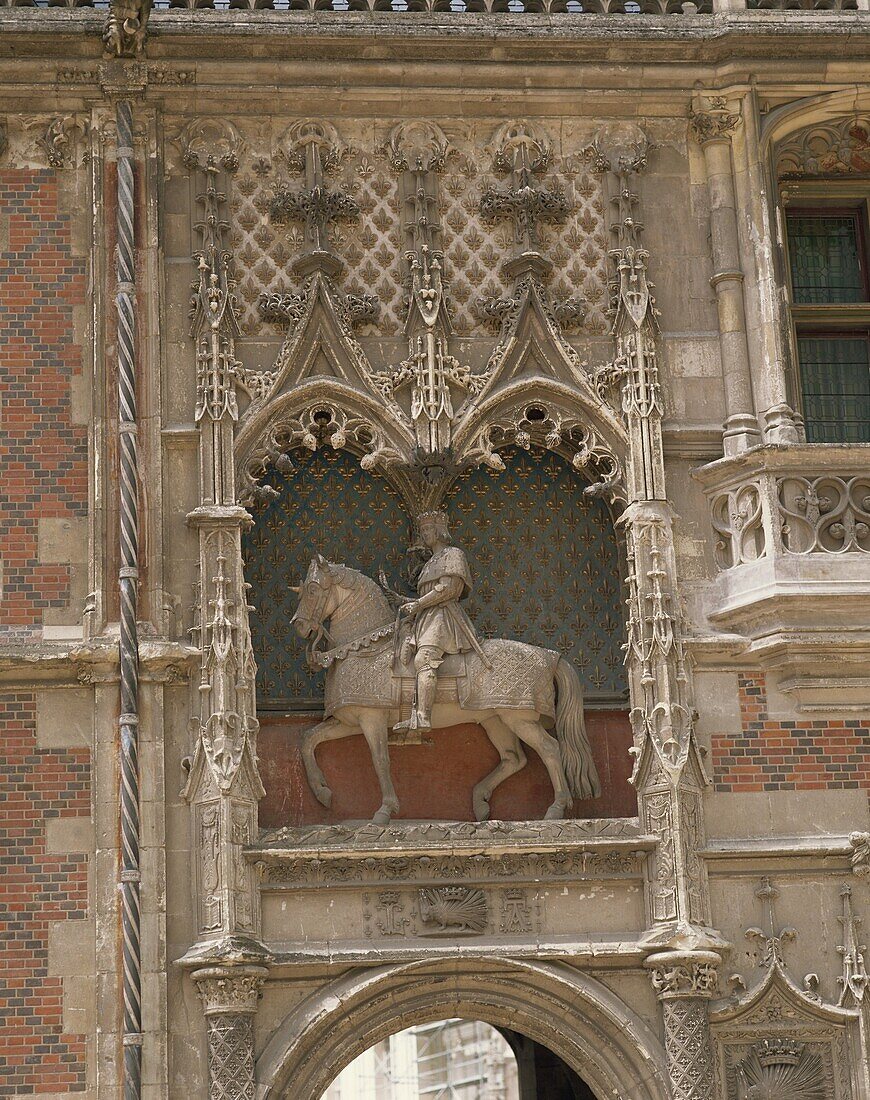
left=320, top=1018, right=600, bottom=1100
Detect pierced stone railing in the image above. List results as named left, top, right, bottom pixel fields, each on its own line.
left=2, top=0, right=865, bottom=11
left=694, top=445, right=870, bottom=637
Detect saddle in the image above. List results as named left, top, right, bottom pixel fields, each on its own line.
left=390, top=648, right=470, bottom=709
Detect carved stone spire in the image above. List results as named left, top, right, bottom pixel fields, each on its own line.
left=178, top=119, right=269, bottom=1100
left=379, top=122, right=478, bottom=464
left=837, top=884, right=868, bottom=1008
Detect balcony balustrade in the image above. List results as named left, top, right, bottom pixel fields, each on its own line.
left=695, top=444, right=870, bottom=645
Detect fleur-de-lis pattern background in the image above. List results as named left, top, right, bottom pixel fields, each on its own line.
left=447, top=448, right=626, bottom=700
left=243, top=448, right=411, bottom=708
left=244, top=446, right=626, bottom=710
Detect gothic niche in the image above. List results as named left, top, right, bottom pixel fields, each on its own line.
left=245, top=438, right=634, bottom=828
left=227, top=117, right=645, bottom=828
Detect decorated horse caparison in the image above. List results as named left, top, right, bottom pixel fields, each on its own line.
left=290, top=551, right=601, bottom=824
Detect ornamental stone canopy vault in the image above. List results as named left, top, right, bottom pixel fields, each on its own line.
left=1, top=6, right=870, bottom=1100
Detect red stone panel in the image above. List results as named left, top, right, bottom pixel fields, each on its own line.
left=0, top=170, right=88, bottom=638
left=258, top=710, right=636, bottom=827
left=0, top=693, right=90, bottom=1094
left=712, top=673, right=870, bottom=792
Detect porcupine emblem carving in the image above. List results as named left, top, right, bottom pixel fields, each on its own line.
left=418, top=887, right=488, bottom=933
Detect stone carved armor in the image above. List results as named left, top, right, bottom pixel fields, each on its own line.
left=395, top=513, right=488, bottom=733
left=406, top=545, right=477, bottom=656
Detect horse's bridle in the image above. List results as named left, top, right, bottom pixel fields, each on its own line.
left=293, top=581, right=335, bottom=670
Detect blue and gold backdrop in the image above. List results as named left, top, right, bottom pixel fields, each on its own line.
left=244, top=445, right=626, bottom=710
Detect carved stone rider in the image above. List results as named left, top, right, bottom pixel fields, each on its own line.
left=393, top=510, right=487, bottom=734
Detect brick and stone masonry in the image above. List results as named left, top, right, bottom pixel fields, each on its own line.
left=713, top=673, right=870, bottom=793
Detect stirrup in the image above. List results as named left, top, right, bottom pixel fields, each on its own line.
left=394, top=710, right=431, bottom=733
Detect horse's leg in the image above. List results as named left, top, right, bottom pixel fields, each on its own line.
left=301, top=718, right=355, bottom=808
left=474, top=716, right=527, bottom=822
left=501, top=713, right=571, bottom=820
left=358, top=710, right=400, bottom=825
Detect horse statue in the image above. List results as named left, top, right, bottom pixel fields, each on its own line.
left=290, top=554, right=601, bottom=824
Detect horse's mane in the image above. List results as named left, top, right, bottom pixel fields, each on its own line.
left=327, top=563, right=391, bottom=607
left=323, top=561, right=393, bottom=637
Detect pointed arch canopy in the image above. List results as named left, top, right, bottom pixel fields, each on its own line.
left=255, top=956, right=670, bottom=1100
left=233, top=270, right=629, bottom=509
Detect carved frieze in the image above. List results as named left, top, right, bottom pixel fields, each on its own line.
left=360, top=886, right=540, bottom=939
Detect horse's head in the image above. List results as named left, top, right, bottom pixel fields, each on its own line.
left=290, top=554, right=336, bottom=640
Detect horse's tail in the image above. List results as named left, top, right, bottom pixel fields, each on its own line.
left=554, top=657, right=601, bottom=801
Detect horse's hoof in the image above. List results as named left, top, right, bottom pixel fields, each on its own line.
left=473, top=795, right=491, bottom=822
left=372, top=803, right=398, bottom=826
left=544, top=800, right=568, bottom=820
left=315, top=785, right=333, bottom=809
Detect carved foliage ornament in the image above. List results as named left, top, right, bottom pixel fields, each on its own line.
left=689, top=96, right=741, bottom=146
left=480, top=121, right=573, bottom=258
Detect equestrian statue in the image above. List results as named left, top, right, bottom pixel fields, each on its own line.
left=290, top=510, right=601, bottom=824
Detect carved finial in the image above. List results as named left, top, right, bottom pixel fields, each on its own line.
left=480, top=121, right=571, bottom=279
left=271, top=120, right=359, bottom=278
left=745, top=877, right=797, bottom=971
left=837, top=884, right=868, bottom=1008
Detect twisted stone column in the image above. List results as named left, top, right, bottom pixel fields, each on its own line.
left=193, top=966, right=269, bottom=1100
left=114, top=95, right=144, bottom=1100
left=691, top=98, right=761, bottom=456
left=646, top=951, right=720, bottom=1100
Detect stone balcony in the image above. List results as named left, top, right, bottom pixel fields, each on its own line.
left=693, top=446, right=870, bottom=691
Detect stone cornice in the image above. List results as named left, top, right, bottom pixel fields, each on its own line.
left=692, top=442, right=870, bottom=492
left=1, top=11, right=870, bottom=71
left=0, top=638, right=197, bottom=686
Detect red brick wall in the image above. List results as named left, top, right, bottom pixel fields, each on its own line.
left=0, top=693, right=90, bottom=1094
left=0, top=170, right=88, bottom=638
left=259, top=710, right=636, bottom=827
left=713, top=673, right=870, bottom=793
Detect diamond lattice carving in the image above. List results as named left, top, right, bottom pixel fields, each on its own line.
left=225, top=123, right=609, bottom=338
left=206, top=1015, right=256, bottom=1100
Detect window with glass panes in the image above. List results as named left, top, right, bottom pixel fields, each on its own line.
left=785, top=206, right=870, bottom=443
